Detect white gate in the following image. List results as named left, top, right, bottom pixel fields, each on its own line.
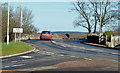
left=111, top=35, right=120, bottom=48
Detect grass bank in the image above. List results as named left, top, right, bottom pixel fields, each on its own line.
left=1, top=41, right=34, bottom=56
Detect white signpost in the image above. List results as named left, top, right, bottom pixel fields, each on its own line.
left=13, top=28, right=23, bottom=42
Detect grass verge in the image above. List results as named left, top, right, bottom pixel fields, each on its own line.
left=1, top=41, right=34, bottom=56
left=78, top=36, right=87, bottom=40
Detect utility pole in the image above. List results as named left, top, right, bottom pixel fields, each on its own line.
left=99, top=0, right=102, bottom=43
left=7, top=0, right=9, bottom=45
left=19, top=0, right=22, bottom=41
left=0, top=4, right=2, bottom=44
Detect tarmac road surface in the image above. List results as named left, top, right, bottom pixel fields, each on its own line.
left=1, top=39, right=119, bottom=71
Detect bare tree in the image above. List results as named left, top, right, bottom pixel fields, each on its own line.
left=73, top=2, right=92, bottom=33
left=2, top=4, right=21, bottom=42
left=22, top=8, right=38, bottom=35
left=91, top=2, right=99, bottom=33
left=73, top=0, right=118, bottom=33
left=97, top=0, right=118, bottom=33
left=113, top=27, right=120, bottom=36
left=1, top=4, right=38, bottom=42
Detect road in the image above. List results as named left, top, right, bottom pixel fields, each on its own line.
left=1, top=39, right=119, bottom=71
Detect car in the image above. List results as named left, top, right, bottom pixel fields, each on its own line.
left=40, top=30, right=52, bottom=40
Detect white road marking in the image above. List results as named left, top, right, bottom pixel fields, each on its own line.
left=46, top=54, right=51, bottom=56
left=22, top=60, right=25, bottom=61
left=34, top=49, right=39, bottom=52
left=84, top=58, right=92, bottom=60
left=84, top=58, right=89, bottom=60
left=20, top=56, right=32, bottom=58
left=80, top=47, right=86, bottom=49
left=47, top=52, right=55, bottom=55
left=1, top=59, right=8, bottom=62
left=61, top=45, right=66, bottom=47
left=87, top=49, right=103, bottom=52
left=95, top=49, right=103, bottom=52
left=46, top=52, right=51, bottom=54
left=89, top=49, right=97, bottom=51
left=42, top=53, right=46, bottom=54
left=111, top=53, right=118, bottom=55
left=11, top=64, right=25, bottom=67
left=4, top=66, right=10, bottom=68
left=37, top=52, right=40, bottom=53
left=51, top=41, right=108, bottom=54
left=51, top=53, right=55, bottom=55
left=52, top=41, right=67, bottom=47
left=41, top=51, right=55, bottom=55
left=42, top=51, right=46, bottom=52
left=11, top=61, right=17, bottom=63
left=88, top=59, right=92, bottom=60
left=51, top=41, right=56, bottom=44
left=70, top=56, right=76, bottom=57
left=59, top=55, right=64, bottom=57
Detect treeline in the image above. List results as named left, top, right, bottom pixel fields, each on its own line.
left=1, top=3, right=38, bottom=42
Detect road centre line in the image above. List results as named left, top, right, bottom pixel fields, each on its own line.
left=59, top=55, right=64, bottom=57
left=4, top=66, right=10, bottom=68
left=1, top=59, right=8, bottom=62
left=52, top=41, right=106, bottom=53
left=20, top=56, right=33, bottom=58
left=11, top=64, right=25, bottom=67
left=84, top=58, right=92, bottom=60
left=70, top=56, right=76, bottom=57
left=11, top=61, right=17, bottom=63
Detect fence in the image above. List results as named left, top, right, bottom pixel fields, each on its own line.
left=100, top=35, right=120, bottom=48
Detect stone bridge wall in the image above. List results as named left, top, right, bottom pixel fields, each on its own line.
left=16, top=33, right=86, bottom=40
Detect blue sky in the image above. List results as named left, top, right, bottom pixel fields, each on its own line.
left=1, top=1, right=119, bottom=33
left=7, top=2, right=88, bottom=32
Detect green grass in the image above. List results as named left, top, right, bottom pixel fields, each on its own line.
left=1, top=41, right=34, bottom=56
left=78, top=36, right=87, bottom=40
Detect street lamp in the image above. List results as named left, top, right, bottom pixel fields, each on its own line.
left=7, top=0, right=9, bottom=45
left=99, top=0, right=103, bottom=43
left=19, top=0, right=22, bottom=41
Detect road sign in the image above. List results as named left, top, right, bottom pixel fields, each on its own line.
left=13, top=28, right=23, bottom=42
left=13, top=28, right=23, bottom=33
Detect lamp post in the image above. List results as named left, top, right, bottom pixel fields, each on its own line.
left=99, top=0, right=102, bottom=43
left=7, top=0, right=9, bottom=45
left=19, top=0, right=22, bottom=41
